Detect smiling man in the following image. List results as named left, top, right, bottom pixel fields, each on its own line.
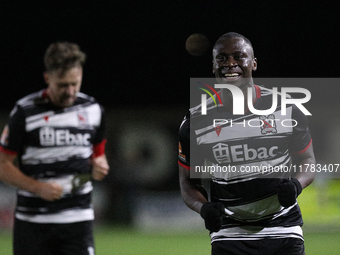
left=178, top=32, right=315, bottom=255
left=213, top=33, right=258, bottom=112
left=0, top=42, right=109, bottom=255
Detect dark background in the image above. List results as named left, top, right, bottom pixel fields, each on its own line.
left=1, top=1, right=339, bottom=110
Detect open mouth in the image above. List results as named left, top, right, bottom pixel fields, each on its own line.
left=223, top=73, right=242, bottom=80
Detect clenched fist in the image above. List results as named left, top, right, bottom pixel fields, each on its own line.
left=277, top=178, right=302, bottom=207
left=36, top=182, right=63, bottom=201
left=91, top=155, right=110, bottom=181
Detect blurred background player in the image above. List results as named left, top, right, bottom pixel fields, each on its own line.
left=0, top=42, right=109, bottom=255
left=178, top=32, right=315, bottom=255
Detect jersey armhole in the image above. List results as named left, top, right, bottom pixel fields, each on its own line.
left=178, top=160, right=190, bottom=170
left=0, top=146, right=18, bottom=156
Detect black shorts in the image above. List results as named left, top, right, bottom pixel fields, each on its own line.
left=211, top=238, right=305, bottom=255
left=13, top=219, right=95, bottom=255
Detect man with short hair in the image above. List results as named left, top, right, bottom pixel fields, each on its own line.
left=0, top=41, right=109, bottom=255
left=178, top=32, right=315, bottom=255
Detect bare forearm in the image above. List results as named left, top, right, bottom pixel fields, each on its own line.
left=0, top=159, right=64, bottom=201
left=179, top=165, right=207, bottom=213
left=180, top=184, right=207, bottom=214
left=0, top=160, right=42, bottom=194
left=293, top=144, right=316, bottom=189
left=294, top=157, right=316, bottom=189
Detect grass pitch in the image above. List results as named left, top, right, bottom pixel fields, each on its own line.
left=0, top=181, right=339, bottom=254
left=0, top=226, right=339, bottom=254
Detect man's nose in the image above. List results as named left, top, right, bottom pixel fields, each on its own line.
left=223, top=57, right=237, bottom=68
left=65, top=85, right=76, bottom=95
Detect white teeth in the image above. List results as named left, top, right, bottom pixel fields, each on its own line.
left=225, top=73, right=240, bottom=77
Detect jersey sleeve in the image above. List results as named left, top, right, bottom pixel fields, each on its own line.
left=178, top=113, right=190, bottom=169
left=0, top=105, right=26, bottom=155
left=92, top=104, right=106, bottom=145
left=289, top=105, right=312, bottom=154
left=91, top=104, right=107, bottom=157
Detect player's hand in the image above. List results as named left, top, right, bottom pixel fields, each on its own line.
left=277, top=178, right=302, bottom=207
left=91, top=155, right=110, bottom=181
left=200, top=202, right=225, bottom=232
left=36, top=182, right=63, bottom=201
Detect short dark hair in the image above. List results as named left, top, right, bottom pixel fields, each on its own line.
left=44, top=42, right=86, bottom=72
left=214, top=32, right=254, bottom=57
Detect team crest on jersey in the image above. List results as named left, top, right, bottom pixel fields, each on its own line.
left=78, top=111, right=89, bottom=127
left=259, top=114, right=277, bottom=135
left=213, top=143, right=231, bottom=163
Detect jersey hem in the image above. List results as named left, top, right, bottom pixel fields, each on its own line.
left=15, top=208, right=94, bottom=224
left=210, top=225, right=304, bottom=243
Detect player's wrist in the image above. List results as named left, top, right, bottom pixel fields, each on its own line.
left=199, top=202, right=212, bottom=218
left=199, top=202, right=225, bottom=232
left=291, top=178, right=302, bottom=196
left=277, top=178, right=302, bottom=207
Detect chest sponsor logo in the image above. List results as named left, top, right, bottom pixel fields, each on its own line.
left=39, top=127, right=91, bottom=146
left=212, top=143, right=278, bottom=164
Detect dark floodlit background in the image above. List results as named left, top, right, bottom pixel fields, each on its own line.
left=1, top=1, right=340, bottom=253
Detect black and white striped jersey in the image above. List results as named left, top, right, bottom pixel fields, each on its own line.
left=0, top=90, right=106, bottom=223
left=178, top=85, right=312, bottom=242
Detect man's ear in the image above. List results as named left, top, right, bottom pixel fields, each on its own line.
left=212, top=59, right=216, bottom=74
left=252, top=58, right=257, bottom=71
left=43, top=72, right=49, bottom=84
